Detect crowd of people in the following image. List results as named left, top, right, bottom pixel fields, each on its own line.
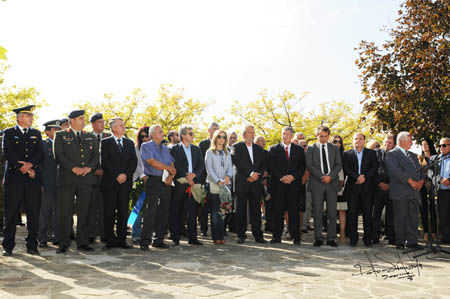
left=1, top=105, right=449, bottom=256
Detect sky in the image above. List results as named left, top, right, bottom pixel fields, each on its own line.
left=0, top=0, right=404, bottom=125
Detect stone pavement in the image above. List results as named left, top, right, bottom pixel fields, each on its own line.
left=1, top=221, right=450, bottom=299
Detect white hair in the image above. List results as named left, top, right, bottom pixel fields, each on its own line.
left=149, top=124, right=162, bottom=135
left=397, top=131, right=411, bottom=144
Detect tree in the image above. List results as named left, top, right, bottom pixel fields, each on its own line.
left=0, top=46, right=7, bottom=60
left=75, top=84, right=211, bottom=142
left=0, top=64, right=47, bottom=130
left=356, top=0, right=450, bottom=142
left=229, top=89, right=375, bottom=148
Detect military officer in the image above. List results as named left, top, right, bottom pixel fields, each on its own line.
left=2, top=105, right=45, bottom=256
left=53, top=110, right=99, bottom=253
left=88, top=113, right=111, bottom=243
left=59, top=118, right=69, bottom=130
left=38, top=120, right=61, bottom=248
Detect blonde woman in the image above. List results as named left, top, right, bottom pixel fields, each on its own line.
left=205, top=130, right=233, bottom=244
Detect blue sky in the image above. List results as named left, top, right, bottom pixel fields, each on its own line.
left=0, top=0, right=403, bottom=123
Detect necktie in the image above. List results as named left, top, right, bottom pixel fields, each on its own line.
left=285, top=146, right=289, bottom=161
left=23, top=128, right=27, bottom=135
left=97, top=134, right=101, bottom=142
left=118, top=139, right=123, bottom=152
left=76, top=132, right=81, bottom=142
left=322, top=144, right=329, bottom=174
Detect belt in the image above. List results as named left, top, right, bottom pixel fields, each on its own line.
left=147, top=175, right=162, bottom=179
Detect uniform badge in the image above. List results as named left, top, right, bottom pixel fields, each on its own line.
left=30, top=136, right=37, bottom=139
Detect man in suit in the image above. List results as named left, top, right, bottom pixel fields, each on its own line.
left=198, top=122, right=219, bottom=236
left=231, top=124, right=267, bottom=244
left=0, top=130, right=5, bottom=237
left=101, top=118, right=137, bottom=250
left=306, top=125, right=342, bottom=247
left=38, top=120, right=61, bottom=248
left=342, top=132, right=378, bottom=247
left=385, top=132, right=424, bottom=249
left=255, top=135, right=271, bottom=232
left=2, top=105, right=45, bottom=256
left=170, top=124, right=204, bottom=246
left=88, top=113, right=111, bottom=243
left=372, top=134, right=396, bottom=245
left=268, top=127, right=306, bottom=245
left=429, top=137, right=450, bottom=244
left=53, top=110, right=99, bottom=253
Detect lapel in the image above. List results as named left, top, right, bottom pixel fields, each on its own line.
left=279, top=143, right=289, bottom=163
left=243, top=142, right=254, bottom=165
left=326, top=142, right=334, bottom=166
left=350, top=149, right=358, bottom=169
left=178, top=144, right=189, bottom=170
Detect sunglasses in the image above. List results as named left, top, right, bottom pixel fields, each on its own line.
left=183, top=132, right=193, bottom=136
left=217, top=135, right=227, bottom=140
left=140, top=134, right=149, bottom=138
left=302, top=145, right=307, bottom=148
left=439, top=144, right=450, bottom=148
left=375, top=144, right=381, bottom=149
left=333, top=140, right=340, bottom=144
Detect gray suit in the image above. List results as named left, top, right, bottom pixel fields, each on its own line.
left=306, top=142, right=342, bottom=242
left=385, top=147, right=424, bottom=245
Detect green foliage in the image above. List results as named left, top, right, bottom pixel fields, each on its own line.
left=0, top=64, right=47, bottom=130
left=356, top=0, right=450, bottom=142
left=0, top=46, right=7, bottom=60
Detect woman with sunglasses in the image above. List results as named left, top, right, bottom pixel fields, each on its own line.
left=333, top=135, right=347, bottom=244
left=205, top=130, right=233, bottom=244
left=131, top=126, right=150, bottom=243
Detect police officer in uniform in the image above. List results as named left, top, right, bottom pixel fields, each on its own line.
left=2, top=105, right=44, bottom=256
left=38, top=120, right=61, bottom=248
left=88, top=113, right=111, bottom=243
left=53, top=110, right=99, bottom=253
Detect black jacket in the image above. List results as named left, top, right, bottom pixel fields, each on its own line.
left=171, top=142, right=204, bottom=184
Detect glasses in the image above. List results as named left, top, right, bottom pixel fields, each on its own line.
left=140, top=134, right=149, bottom=138
left=184, top=132, right=194, bottom=136
left=439, top=144, right=450, bottom=148
left=333, top=140, right=340, bottom=144
left=375, top=144, right=381, bottom=149
left=217, top=135, right=227, bottom=140
left=302, top=145, right=307, bottom=148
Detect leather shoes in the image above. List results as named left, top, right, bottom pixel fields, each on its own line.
left=293, top=239, right=301, bottom=245
left=237, top=238, right=245, bottom=244
left=2, top=248, right=12, bottom=256
left=56, top=246, right=68, bottom=254
left=39, top=242, right=48, bottom=248
left=172, top=240, right=180, bottom=246
left=388, top=240, right=396, bottom=245
left=188, top=239, right=203, bottom=246
left=52, top=241, right=60, bottom=246
left=102, top=244, right=113, bottom=250
left=201, top=232, right=208, bottom=237
left=406, top=243, right=424, bottom=250
left=117, top=243, right=133, bottom=249
left=269, top=238, right=281, bottom=244
left=255, top=238, right=267, bottom=244
left=372, top=239, right=380, bottom=245
left=27, top=248, right=40, bottom=255
left=152, top=242, right=169, bottom=249
left=140, top=244, right=150, bottom=251
left=78, top=245, right=94, bottom=252
left=326, top=240, right=338, bottom=247
left=313, top=240, right=323, bottom=247
left=396, top=243, right=405, bottom=250
left=301, top=229, right=308, bottom=234
left=364, top=241, right=373, bottom=247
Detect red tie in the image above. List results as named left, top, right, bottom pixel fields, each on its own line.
left=285, top=146, right=289, bottom=160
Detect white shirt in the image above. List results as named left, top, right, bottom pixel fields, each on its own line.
left=16, top=124, right=30, bottom=134
left=281, top=142, right=292, bottom=157
left=318, top=142, right=331, bottom=175
left=113, top=135, right=123, bottom=146
left=246, top=143, right=254, bottom=164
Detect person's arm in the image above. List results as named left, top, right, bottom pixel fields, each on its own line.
left=268, top=145, right=282, bottom=181
left=342, top=152, right=359, bottom=181
left=385, top=151, right=413, bottom=184
left=231, top=144, right=253, bottom=177
left=101, top=139, right=120, bottom=179
left=3, top=130, right=24, bottom=169
left=306, top=146, right=324, bottom=179
left=294, top=147, right=306, bottom=182
left=125, top=140, right=138, bottom=180
left=53, top=131, right=77, bottom=170
left=29, top=131, right=45, bottom=168
left=363, top=149, right=379, bottom=178
left=205, top=151, right=220, bottom=183
left=329, top=146, right=342, bottom=179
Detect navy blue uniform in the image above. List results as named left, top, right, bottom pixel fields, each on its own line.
left=2, top=125, right=44, bottom=251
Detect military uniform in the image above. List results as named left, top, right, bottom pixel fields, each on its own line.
left=2, top=106, right=45, bottom=255
left=88, top=130, right=111, bottom=242
left=54, top=125, right=99, bottom=250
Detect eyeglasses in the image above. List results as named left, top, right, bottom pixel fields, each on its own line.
left=217, top=135, right=226, bottom=140
left=375, top=144, right=381, bottom=149
left=333, top=140, right=340, bottom=144
left=439, top=144, right=450, bottom=148
left=140, top=134, right=149, bottom=138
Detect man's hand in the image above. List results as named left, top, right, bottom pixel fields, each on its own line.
left=321, top=175, right=332, bottom=184
left=18, top=161, right=33, bottom=174
left=247, top=177, right=255, bottom=183
left=302, top=170, right=310, bottom=185
left=165, top=175, right=174, bottom=186
left=416, top=179, right=424, bottom=191
left=442, top=178, right=450, bottom=187
left=281, top=175, right=294, bottom=184
left=186, top=173, right=196, bottom=181
left=95, top=169, right=104, bottom=177
left=81, top=167, right=92, bottom=176
left=408, top=178, right=418, bottom=190
left=378, top=182, right=389, bottom=191
left=224, top=176, right=231, bottom=185
left=167, top=166, right=177, bottom=176
left=116, top=173, right=127, bottom=184
left=250, top=172, right=260, bottom=181
left=356, top=175, right=365, bottom=185
left=72, top=167, right=84, bottom=176
left=27, top=169, right=36, bottom=179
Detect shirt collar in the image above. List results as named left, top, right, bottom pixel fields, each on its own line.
left=71, top=127, right=80, bottom=135
left=397, top=146, right=407, bottom=155
left=182, top=142, right=191, bottom=150
left=16, top=124, right=29, bottom=133
left=281, top=142, right=291, bottom=149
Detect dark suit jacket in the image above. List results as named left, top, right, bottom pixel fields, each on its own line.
left=54, top=129, right=99, bottom=186
left=198, top=139, right=211, bottom=184
left=171, top=143, right=204, bottom=184
left=267, top=143, right=306, bottom=196
left=2, top=125, right=44, bottom=185
left=342, top=148, right=378, bottom=197
left=41, top=138, right=57, bottom=190
left=231, top=141, right=265, bottom=196
left=100, top=136, right=137, bottom=190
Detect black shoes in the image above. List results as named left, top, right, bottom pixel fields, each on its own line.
left=117, top=243, right=133, bottom=249
left=255, top=238, right=268, bottom=244
left=2, top=248, right=12, bottom=256
left=269, top=238, right=281, bottom=244
left=201, top=232, right=208, bottom=237
left=301, top=229, right=308, bottom=234
left=56, top=246, right=68, bottom=254
left=293, top=239, right=301, bottom=245
left=313, top=240, right=323, bottom=247
left=27, top=247, right=40, bottom=255
left=172, top=240, right=180, bottom=246
left=364, top=241, right=373, bottom=247
left=326, top=240, right=338, bottom=247
left=152, top=242, right=170, bottom=249
left=388, top=240, right=396, bottom=245
left=237, top=238, right=245, bottom=244
left=372, top=239, right=380, bottom=245
left=406, top=243, right=424, bottom=250
left=188, top=239, right=203, bottom=246
left=88, top=237, right=96, bottom=244
left=396, top=243, right=405, bottom=250
left=39, top=242, right=48, bottom=248
left=78, top=245, right=95, bottom=252
left=140, top=244, right=150, bottom=251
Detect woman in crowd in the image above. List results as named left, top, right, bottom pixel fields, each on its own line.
left=205, top=130, right=233, bottom=245
left=333, top=135, right=347, bottom=244
left=419, top=138, right=438, bottom=241
left=131, top=126, right=150, bottom=243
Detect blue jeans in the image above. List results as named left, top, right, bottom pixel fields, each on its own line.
left=209, top=193, right=224, bottom=241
